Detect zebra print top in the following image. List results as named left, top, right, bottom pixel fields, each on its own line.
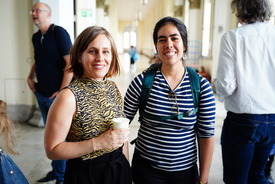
left=66, top=76, right=124, bottom=160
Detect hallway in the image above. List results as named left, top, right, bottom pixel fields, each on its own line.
left=10, top=54, right=274, bottom=184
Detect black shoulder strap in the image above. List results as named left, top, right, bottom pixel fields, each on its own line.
left=52, top=25, right=66, bottom=69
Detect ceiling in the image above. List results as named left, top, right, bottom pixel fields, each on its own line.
left=116, top=0, right=159, bottom=21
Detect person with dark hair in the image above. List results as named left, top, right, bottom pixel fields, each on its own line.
left=129, top=45, right=138, bottom=71
left=44, top=26, right=131, bottom=184
left=214, top=0, right=275, bottom=183
left=27, top=2, right=73, bottom=184
left=124, top=16, right=216, bottom=184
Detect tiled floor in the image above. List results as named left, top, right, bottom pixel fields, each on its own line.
left=10, top=54, right=274, bottom=184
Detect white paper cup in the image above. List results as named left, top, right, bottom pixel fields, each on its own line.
left=112, top=117, right=130, bottom=129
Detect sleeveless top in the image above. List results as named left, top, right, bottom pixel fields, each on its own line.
left=66, top=76, right=124, bottom=160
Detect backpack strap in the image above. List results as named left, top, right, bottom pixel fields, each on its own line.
left=138, top=64, right=160, bottom=121
left=132, top=65, right=201, bottom=145
left=186, top=67, right=201, bottom=114
left=139, top=65, right=201, bottom=122
left=52, top=25, right=66, bottom=70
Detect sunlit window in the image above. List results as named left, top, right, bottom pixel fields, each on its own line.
left=123, top=32, right=130, bottom=49
left=123, top=25, right=137, bottom=50
left=129, top=31, right=137, bottom=47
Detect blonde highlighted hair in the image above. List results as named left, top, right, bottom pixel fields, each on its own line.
left=0, top=100, right=18, bottom=155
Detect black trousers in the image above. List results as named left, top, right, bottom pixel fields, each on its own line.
left=132, top=150, right=198, bottom=184
left=64, top=148, right=132, bottom=184
left=130, top=58, right=135, bottom=64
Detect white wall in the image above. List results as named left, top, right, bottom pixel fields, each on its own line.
left=211, top=0, right=233, bottom=80
left=188, top=9, right=202, bottom=41
left=0, top=0, right=33, bottom=106
left=107, top=0, right=119, bottom=47
left=75, top=0, right=96, bottom=36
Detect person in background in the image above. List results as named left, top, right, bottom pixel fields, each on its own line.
left=124, top=16, right=216, bottom=184
left=129, top=45, right=138, bottom=71
left=0, top=100, right=29, bottom=184
left=44, top=26, right=131, bottom=184
left=214, top=0, right=275, bottom=183
left=27, top=2, right=73, bottom=184
left=149, top=51, right=160, bottom=64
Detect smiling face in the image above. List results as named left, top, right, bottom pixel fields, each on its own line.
left=80, top=34, right=112, bottom=80
left=156, top=23, right=185, bottom=66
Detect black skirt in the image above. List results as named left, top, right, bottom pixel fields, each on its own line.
left=64, top=147, right=132, bottom=184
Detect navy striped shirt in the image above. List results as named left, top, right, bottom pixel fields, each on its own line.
left=124, top=68, right=216, bottom=171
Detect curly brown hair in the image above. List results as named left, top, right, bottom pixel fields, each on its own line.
left=231, top=0, right=273, bottom=24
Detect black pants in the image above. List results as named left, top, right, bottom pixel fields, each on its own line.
left=64, top=148, right=131, bottom=184
left=130, top=58, right=135, bottom=64
left=132, top=150, right=198, bottom=184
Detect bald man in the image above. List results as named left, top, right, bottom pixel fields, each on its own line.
left=27, top=3, right=73, bottom=184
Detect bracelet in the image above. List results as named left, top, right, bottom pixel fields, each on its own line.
left=200, top=182, right=208, bottom=184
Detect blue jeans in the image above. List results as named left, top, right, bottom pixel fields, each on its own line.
left=34, top=91, right=66, bottom=182
left=0, top=149, right=29, bottom=184
left=221, top=112, right=275, bottom=184
left=34, top=91, right=55, bottom=124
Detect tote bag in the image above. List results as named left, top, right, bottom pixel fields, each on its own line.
left=0, top=148, right=29, bottom=184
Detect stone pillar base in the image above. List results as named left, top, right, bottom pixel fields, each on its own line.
left=28, top=108, right=44, bottom=127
